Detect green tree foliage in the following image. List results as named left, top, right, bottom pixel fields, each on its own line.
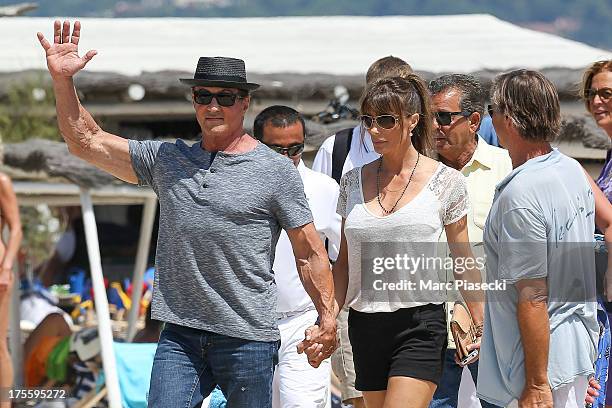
left=20, top=206, right=58, bottom=267
left=0, top=79, right=61, bottom=266
left=0, top=79, right=60, bottom=143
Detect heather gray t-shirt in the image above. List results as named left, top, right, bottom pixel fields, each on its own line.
left=129, top=138, right=313, bottom=341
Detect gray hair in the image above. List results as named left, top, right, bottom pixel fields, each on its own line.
left=490, top=69, right=560, bottom=142
left=428, top=74, right=485, bottom=117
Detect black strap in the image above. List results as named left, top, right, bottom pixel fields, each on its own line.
left=326, top=127, right=353, bottom=254
left=331, top=128, right=354, bottom=184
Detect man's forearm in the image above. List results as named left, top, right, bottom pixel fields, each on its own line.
left=297, top=250, right=337, bottom=326
left=52, top=78, right=137, bottom=183
left=517, top=296, right=550, bottom=388
left=53, top=77, right=102, bottom=157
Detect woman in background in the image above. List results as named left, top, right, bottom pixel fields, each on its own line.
left=583, top=60, right=612, bottom=198
left=0, top=172, right=23, bottom=408
left=582, top=59, right=612, bottom=408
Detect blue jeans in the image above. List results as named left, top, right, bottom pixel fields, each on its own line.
left=148, top=323, right=279, bottom=408
left=429, top=349, right=499, bottom=408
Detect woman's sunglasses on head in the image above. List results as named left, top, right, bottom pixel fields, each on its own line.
left=193, top=90, right=246, bottom=107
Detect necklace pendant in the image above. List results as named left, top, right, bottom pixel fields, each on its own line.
left=376, top=153, right=420, bottom=217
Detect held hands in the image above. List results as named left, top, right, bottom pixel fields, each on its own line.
left=296, top=320, right=337, bottom=368
left=36, top=20, right=97, bottom=79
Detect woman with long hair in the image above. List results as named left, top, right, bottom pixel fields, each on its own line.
left=326, top=74, right=485, bottom=407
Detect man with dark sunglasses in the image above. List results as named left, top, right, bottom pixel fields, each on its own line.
left=37, top=20, right=337, bottom=408
left=428, top=74, right=512, bottom=408
left=254, top=105, right=341, bottom=408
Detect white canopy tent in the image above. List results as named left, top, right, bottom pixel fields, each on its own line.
left=12, top=181, right=157, bottom=408
left=1, top=14, right=611, bottom=76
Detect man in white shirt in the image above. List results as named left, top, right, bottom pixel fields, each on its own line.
left=311, top=55, right=413, bottom=408
left=428, top=74, right=512, bottom=408
left=254, top=105, right=341, bottom=408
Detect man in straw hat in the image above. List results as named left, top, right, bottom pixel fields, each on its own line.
left=37, top=20, right=337, bottom=407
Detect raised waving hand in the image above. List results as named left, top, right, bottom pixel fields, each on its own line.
left=34, top=20, right=138, bottom=184
left=37, top=20, right=97, bottom=79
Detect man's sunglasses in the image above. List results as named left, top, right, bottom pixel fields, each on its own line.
left=585, top=87, right=612, bottom=102
left=360, top=114, right=399, bottom=130
left=265, top=143, right=305, bottom=157
left=193, top=90, right=245, bottom=107
left=434, top=111, right=472, bottom=126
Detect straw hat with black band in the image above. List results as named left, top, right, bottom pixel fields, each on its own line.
left=179, top=56, right=260, bottom=91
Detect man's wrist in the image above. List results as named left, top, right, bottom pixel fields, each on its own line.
left=524, top=377, right=549, bottom=390
left=52, top=76, right=75, bottom=90
left=317, top=315, right=336, bottom=331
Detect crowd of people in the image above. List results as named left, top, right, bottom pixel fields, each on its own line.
left=12, top=17, right=611, bottom=408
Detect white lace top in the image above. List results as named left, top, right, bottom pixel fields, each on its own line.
left=337, top=162, right=470, bottom=313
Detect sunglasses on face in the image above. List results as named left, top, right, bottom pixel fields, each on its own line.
left=193, top=90, right=245, bottom=107
left=585, top=87, right=612, bottom=102
left=360, top=114, right=399, bottom=130
left=265, top=143, right=305, bottom=157
left=434, top=111, right=472, bottom=126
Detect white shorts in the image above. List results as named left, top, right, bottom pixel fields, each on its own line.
left=272, top=309, right=331, bottom=408
left=506, top=376, right=589, bottom=408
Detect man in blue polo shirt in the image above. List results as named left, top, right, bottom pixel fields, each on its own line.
left=478, top=69, right=598, bottom=408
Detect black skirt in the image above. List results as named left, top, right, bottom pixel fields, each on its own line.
left=348, top=303, right=448, bottom=391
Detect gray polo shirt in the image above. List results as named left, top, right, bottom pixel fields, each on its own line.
left=129, top=138, right=313, bottom=341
